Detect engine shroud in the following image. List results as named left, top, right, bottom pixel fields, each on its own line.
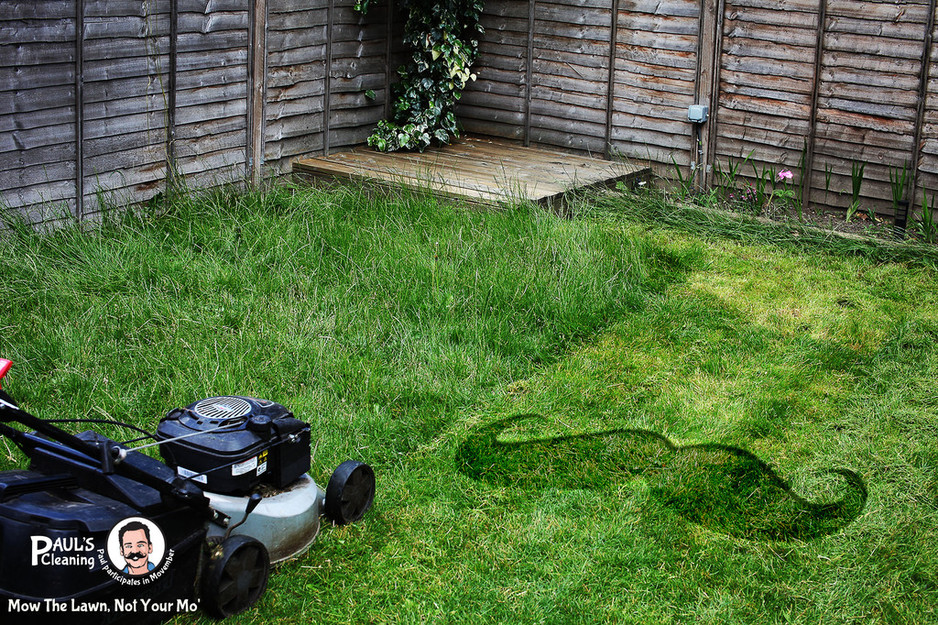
left=156, top=396, right=310, bottom=495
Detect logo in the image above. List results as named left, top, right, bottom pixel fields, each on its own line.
left=96, top=517, right=175, bottom=586
left=29, top=536, right=96, bottom=570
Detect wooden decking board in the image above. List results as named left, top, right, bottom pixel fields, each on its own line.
left=330, top=144, right=565, bottom=194
left=299, top=150, right=524, bottom=201
left=292, top=136, right=651, bottom=206
left=296, top=158, right=508, bottom=203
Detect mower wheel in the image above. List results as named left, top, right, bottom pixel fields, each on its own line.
left=325, top=460, right=376, bottom=525
left=201, top=535, right=270, bottom=619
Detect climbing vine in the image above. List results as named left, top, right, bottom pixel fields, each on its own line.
left=357, top=0, right=484, bottom=152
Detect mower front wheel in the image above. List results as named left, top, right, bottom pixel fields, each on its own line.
left=324, top=460, right=375, bottom=525
left=201, top=535, right=270, bottom=619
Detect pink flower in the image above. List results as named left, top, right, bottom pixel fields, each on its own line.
left=777, top=170, right=794, bottom=182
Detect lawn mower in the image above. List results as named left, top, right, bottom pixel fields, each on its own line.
left=0, top=359, right=375, bottom=623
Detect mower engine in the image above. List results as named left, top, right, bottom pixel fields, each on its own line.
left=156, top=396, right=311, bottom=494
left=156, top=396, right=375, bottom=564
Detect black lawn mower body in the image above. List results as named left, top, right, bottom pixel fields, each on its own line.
left=0, top=359, right=375, bottom=623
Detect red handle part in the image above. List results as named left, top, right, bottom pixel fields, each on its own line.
left=0, top=359, right=11, bottom=389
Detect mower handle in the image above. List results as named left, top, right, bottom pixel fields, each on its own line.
left=0, top=359, right=209, bottom=511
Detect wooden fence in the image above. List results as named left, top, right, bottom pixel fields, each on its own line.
left=461, top=0, right=938, bottom=222
left=3, top=0, right=938, bottom=225
left=1, top=0, right=398, bottom=224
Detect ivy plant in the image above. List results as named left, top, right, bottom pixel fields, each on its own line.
left=357, top=0, right=484, bottom=152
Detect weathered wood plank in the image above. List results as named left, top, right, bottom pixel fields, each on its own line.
left=723, top=18, right=818, bottom=47
left=717, top=93, right=811, bottom=118
left=617, top=11, right=701, bottom=36
left=0, top=149, right=75, bottom=189
left=721, top=69, right=815, bottom=96
left=0, top=41, right=76, bottom=67
left=0, top=179, right=76, bottom=215
left=718, top=121, right=813, bottom=149
left=621, top=0, right=700, bottom=17
left=817, top=96, right=917, bottom=122
left=825, top=13, right=929, bottom=41
left=724, top=0, right=820, bottom=12
left=0, top=121, right=76, bottom=154
left=722, top=37, right=817, bottom=63
left=265, top=111, right=326, bottom=142
left=0, top=3, right=74, bottom=21
left=723, top=4, right=819, bottom=28
left=0, top=105, right=74, bottom=132
left=824, top=32, right=925, bottom=60
left=535, top=3, right=611, bottom=27
left=0, top=18, right=75, bottom=44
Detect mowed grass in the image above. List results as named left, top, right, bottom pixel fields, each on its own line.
left=1, top=185, right=936, bottom=624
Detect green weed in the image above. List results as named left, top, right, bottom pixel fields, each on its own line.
left=847, top=160, right=866, bottom=222
left=919, top=187, right=937, bottom=244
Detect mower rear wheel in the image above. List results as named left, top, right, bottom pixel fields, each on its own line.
left=202, top=535, right=270, bottom=619
left=325, top=460, right=376, bottom=525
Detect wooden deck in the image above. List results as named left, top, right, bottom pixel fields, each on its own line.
left=292, top=136, right=651, bottom=207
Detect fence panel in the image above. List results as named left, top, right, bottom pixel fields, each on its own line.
left=809, top=0, right=931, bottom=219
left=0, top=0, right=395, bottom=224
left=610, top=0, right=700, bottom=167
left=82, top=0, right=171, bottom=215
left=464, top=0, right=938, bottom=223
left=710, top=0, right=819, bottom=188
left=1, top=1, right=78, bottom=223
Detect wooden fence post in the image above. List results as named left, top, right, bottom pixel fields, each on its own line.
left=695, top=0, right=724, bottom=190
left=909, top=0, right=937, bottom=222
left=248, top=0, right=268, bottom=185
left=385, top=0, right=394, bottom=121
left=75, top=0, right=85, bottom=220
left=604, top=0, right=620, bottom=160
left=167, top=0, right=178, bottom=192
left=800, top=0, right=828, bottom=215
left=524, top=0, right=535, bottom=147
left=324, top=0, right=335, bottom=155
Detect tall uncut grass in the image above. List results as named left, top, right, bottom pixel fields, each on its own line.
left=0, top=184, right=691, bottom=470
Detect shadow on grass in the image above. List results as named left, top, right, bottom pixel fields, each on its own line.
left=456, top=415, right=866, bottom=541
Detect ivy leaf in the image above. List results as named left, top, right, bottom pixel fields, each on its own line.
left=366, top=0, right=481, bottom=152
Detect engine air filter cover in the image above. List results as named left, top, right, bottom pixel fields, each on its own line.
left=156, top=396, right=310, bottom=495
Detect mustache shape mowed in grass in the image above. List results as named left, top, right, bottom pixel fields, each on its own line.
left=456, top=415, right=867, bottom=541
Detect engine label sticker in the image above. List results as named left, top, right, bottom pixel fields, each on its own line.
left=257, top=449, right=269, bottom=476
left=232, top=455, right=258, bottom=476
left=176, top=465, right=208, bottom=484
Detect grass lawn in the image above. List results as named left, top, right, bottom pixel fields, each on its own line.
left=1, top=184, right=936, bottom=623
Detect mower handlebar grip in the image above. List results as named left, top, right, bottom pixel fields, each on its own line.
left=0, top=359, right=11, bottom=390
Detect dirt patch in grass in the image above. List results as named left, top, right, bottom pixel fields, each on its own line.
left=761, top=201, right=904, bottom=241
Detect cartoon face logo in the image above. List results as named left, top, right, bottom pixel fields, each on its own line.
left=107, top=517, right=165, bottom=577
left=119, top=522, right=153, bottom=575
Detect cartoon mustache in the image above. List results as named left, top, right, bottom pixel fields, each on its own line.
left=124, top=551, right=147, bottom=561
left=456, top=414, right=867, bottom=541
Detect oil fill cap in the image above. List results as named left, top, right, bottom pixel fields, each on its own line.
left=248, top=414, right=272, bottom=433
